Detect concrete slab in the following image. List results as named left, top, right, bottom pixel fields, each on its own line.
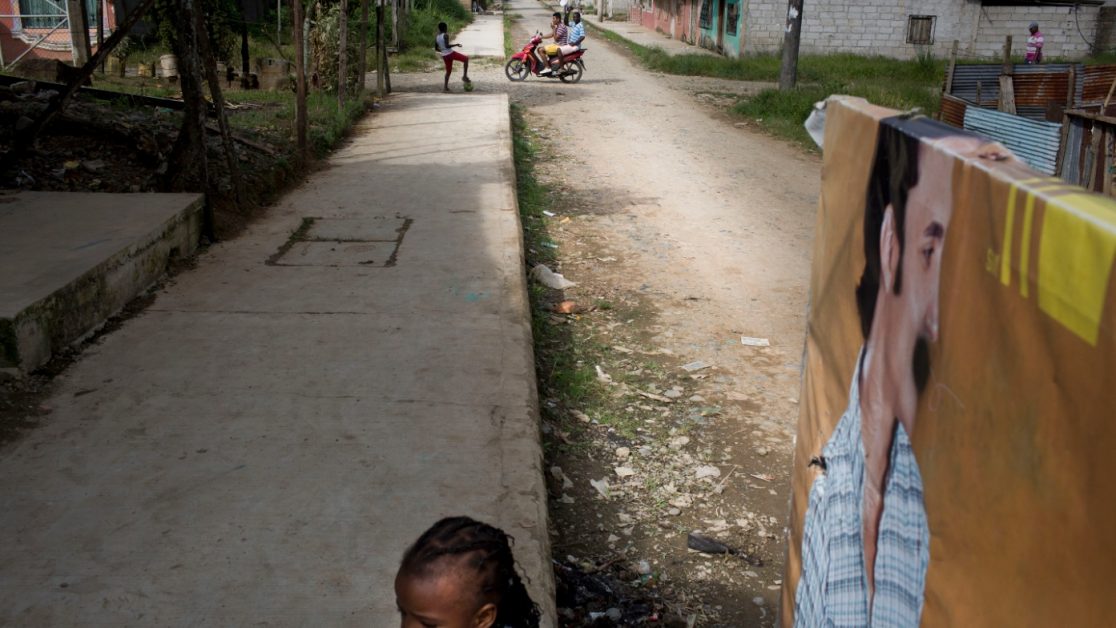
left=276, top=241, right=400, bottom=266
left=0, top=93, right=555, bottom=625
left=0, top=191, right=204, bottom=373
left=455, top=14, right=507, bottom=57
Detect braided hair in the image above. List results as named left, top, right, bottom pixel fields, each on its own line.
left=399, top=516, right=541, bottom=628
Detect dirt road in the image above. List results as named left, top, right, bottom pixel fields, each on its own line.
left=398, top=6, right=820, bottom=624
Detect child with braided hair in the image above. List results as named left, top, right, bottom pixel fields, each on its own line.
left=395, top=516, right=541, bottom=628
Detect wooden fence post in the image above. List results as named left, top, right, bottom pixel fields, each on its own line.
left=998, top=35, right=1016, bottom=115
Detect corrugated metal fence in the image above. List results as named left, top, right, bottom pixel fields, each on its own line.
left=1062, top=116, right=1086, bottom=186
left=950, top=63, right=1077, bottom=120
left=949, top=63, right=1116, bottom=121
left=963, top=107, right=1063, bottom=175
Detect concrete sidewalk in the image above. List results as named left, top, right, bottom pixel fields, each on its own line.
left=574, top=6, right=716, bottom=56
left=0, top=93, right=554, bottom=625
left=456, top=13, right=506, bottom=57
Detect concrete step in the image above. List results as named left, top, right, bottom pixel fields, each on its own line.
left=0, top=191, right=203, bottom=374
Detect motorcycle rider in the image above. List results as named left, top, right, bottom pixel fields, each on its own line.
left=539, top=12, right=568, bottom=75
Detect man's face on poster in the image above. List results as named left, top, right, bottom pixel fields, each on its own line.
left=885, top=136, right=986, bottom=402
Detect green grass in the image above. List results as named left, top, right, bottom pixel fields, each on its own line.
left=504, top=11, right=516, bottom=57
left=511, top=103, right=652, bottom=440
left=225, top=89, right=370, bottom=158
left=733, top=79, right=941, bottom=149
left=589, top=23, right=946, bottom=83
left=588, top=22, right=948, bottom=149
left=512, top=104, right=614, bottom=427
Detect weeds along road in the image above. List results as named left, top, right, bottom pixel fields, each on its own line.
left=401, top=3, right=820, bottom=623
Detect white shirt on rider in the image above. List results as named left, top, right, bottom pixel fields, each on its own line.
left=435, top=33, right=453, bottom=57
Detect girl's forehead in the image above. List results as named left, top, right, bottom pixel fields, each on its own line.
left=397, top=568, right=478, bottom=607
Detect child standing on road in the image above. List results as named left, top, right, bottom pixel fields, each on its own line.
left=395, top=516, right=541, bottom=628
left=435, top=22, right=471, bottom=92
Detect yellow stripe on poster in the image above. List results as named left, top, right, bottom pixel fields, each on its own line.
left=1029, top=184, right=1079, bottom=195
left=1001, top=184, right=1018, bottom=287
left=1002, top=181, right=1081, bottom=296
left=1017, top=177, right=1061, bottom=185
left=1038, top=193, right=1116, bottom=346
left=1020, top=193, right=1038, bottom=299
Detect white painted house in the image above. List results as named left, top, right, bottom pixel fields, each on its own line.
left=630, top=0, right=1113, bottom=60
left=744, top=0, right=1106, bottom=59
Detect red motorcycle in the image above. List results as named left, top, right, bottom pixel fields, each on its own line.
left=504, top=33, right=586, bottom=83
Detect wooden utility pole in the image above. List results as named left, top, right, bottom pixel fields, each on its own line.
left=944, top=40, right=959, bottom=95
left=96, top=0, right=105, bottom=73
left=293, top=0, right=307, bottom=158
left=778, top=0, right=803, bottom=90
left=1001, top=34, right=1013, bottom=75
left=66, top=0, right=91, bottom=66
left=339, top=0, right=349, bottom=107
left=998, top=35, right=1016, bottom=115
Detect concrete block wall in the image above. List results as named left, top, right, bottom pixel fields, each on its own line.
left=744, top=0, right=963, bottom=58
left=969, top=4, right=1098, bottom=59
left=1096, top=6, right=1116, bottom=52
left=741, top=0, right=1101, bottom=60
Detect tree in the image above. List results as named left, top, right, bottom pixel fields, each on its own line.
left=163, top=0, right=214, bottom=236
left=360, top=0, right=368, bottom=92
left=293, top=0, right=308, bottom=158
left=195, top=0, right=244, bottom=209
left=338, top=0, right=349, bottom=107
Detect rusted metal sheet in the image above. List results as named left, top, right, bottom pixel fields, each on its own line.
left=949, top=63, right=1077, bottom=121
left=1080, top=64, right=1116, bottom=104
left=950, top=63, right=1076, bottom=106
left=1013, top=72, right=1071, bottom=108
left=940, top=94, right=967, bottom=129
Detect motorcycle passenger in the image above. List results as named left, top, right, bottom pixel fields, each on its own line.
left=566, top=12, right=585, bottom=50
left=539, top=12, right=568, bottom=75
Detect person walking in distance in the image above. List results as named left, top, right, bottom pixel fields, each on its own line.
left=1026, top=21, right=1044, bottom=64
left=435, top=22, right=471, bottom=92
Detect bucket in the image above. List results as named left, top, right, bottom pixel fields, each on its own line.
left=159, top=54, right=178, bottom=79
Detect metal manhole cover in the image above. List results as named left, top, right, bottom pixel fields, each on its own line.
left=268, top=216, right=412, bottom=267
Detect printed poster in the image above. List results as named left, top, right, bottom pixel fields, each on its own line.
left=780, top=97, right=1116, bottom=626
